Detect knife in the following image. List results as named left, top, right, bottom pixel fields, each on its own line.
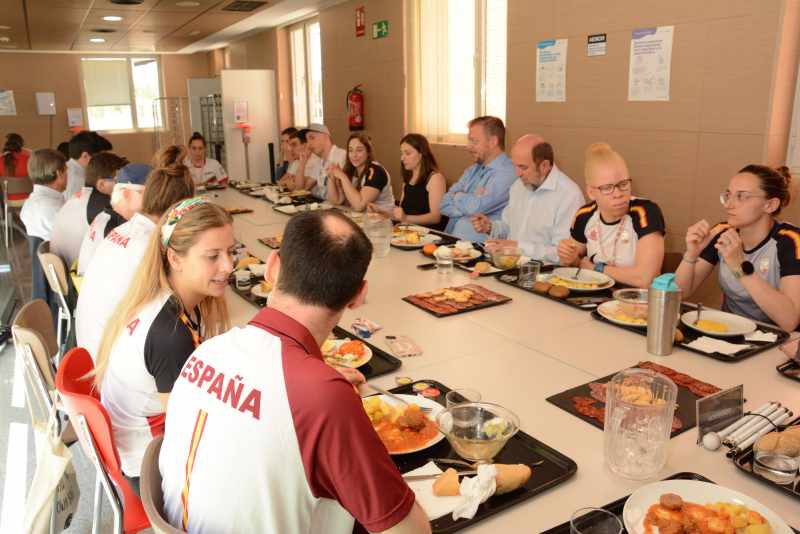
left=402, top=470, right=476, bottom=482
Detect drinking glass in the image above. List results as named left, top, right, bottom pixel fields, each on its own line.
left=364, top=217, right=392, bottom=258
left=519, top=261, right=541, bottom=288
left=754, top=438, right=800, bottom=484
left=570, top=508, right=623, bottom=534
left=436, top=256, right=454, bottom=274
left=446, top=389, right=482, bottom=407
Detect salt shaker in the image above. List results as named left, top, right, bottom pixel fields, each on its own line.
left=647, top=273, right=682, bottom=356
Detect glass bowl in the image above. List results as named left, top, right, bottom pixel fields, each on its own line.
left=613, top=288, right=649, bottom=320
left=435, top=402, right=520, bottom=461
left=487, top=247, right=524, bottom=270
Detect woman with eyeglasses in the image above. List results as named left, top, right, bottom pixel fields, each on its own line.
left=558, top=143, right=665, bottom=288
left=674, top=165, right=800, bottom=331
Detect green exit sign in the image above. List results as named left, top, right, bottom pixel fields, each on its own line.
left=372, top=20, right=388, bottom=39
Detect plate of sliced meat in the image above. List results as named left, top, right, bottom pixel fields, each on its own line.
left=258, top=235, right=282, bottom=249
left=225, top=207, right=253, bottom=214
left=403, top=284, right=512, bottom=317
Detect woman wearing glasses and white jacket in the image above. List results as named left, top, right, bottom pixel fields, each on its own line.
left=557, top=143, right=666, bottom=289
left=674, top=165, right=800, bottom=332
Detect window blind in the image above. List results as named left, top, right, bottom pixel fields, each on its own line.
left=81, top=58, right=131, bottom=107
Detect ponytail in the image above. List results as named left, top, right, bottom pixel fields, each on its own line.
left=3, top=140, right=22, bottom=177
left=142, top=145, right=196, bottom=217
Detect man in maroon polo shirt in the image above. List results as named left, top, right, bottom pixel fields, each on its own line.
left=160, top=210, right=431, bottom=533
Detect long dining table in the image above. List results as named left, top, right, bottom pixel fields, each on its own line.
left=211, top=185, right=800, bottom=533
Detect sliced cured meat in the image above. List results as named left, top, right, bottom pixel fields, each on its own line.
left=590, top=389, right=607, bottom=403
left=670, top=418, right=681, bottom=432
left=468, top=298, right=483, bottom=306
left=573, top=397, right=597, bottom=405
left=574, top=403, right=603, bottom=419
left=638, top=361, right=676, bottom=376
left=595, top=407, right=606, bottom=424
left=669, top=373, right=696, bottom=386
left=688, top=384, right=720, bottom=398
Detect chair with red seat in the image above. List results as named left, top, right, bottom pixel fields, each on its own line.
left=55, top=348, right=151, bottom=534
left=4, top=176, right=33, bottom=246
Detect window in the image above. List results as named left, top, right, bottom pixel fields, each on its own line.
left=80, top=56, right=163, bottom=131
left=410, top=0, right=506, bottom=143
left=289, top=18, right=324, bottom=126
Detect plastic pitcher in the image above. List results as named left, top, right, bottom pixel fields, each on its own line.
left=364, top=216, right=392, bottom=258
left=602, top=368, right=677, bottom=480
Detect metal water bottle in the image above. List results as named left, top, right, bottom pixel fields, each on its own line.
left=647, top=273, right=682, bottom=356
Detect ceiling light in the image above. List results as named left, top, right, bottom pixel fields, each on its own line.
left=103, top=16, right=123, bottom=21
left=90, top=38, right=106, bottom=42
left=189, top=30, right=200, bottom=35
left=0, top=26, right=10, bottom=30
left=176, top=2, right=200, bottom=6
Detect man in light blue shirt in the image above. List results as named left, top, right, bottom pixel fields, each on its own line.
left=438, top=116, right=517, bottom=243
left=471, top=134, right=583, bottom=264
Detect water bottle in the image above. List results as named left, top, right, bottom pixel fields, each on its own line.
left=647, top=273, right=682, bottom=356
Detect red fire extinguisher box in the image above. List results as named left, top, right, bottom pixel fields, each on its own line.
left=347, top=85, right=364, bottom=131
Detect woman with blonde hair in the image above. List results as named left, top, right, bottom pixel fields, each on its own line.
left=557, top=142, right=665, bottom=288
left=93, top=197, right=234, bottom=496
left=326, top=132, right=395, bottom=211
left=675, top=165, right=800, bottom=331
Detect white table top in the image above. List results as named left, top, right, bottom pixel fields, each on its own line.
left=215, top=186, right=800, bottom=532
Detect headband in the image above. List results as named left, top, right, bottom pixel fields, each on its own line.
left=160, top=196, right=212, bottom=254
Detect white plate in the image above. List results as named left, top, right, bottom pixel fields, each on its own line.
left=368, top=394, right=446, bottom=455
left=392, top=225, right=430, bottom=236
left=597, top=301, right=647, bottom=328
left=323, top=339, right=373, bottom=369
left=623, top=479, right=790, bottom=534
left=426, top=247, right=482, bottom=262
left=391, top=234, right=442, bottom=249
left=553, top=267, right=613, bottom=286
left=544, top=273, right=615, bottom=292
left=681, top=309, right=757, bottom=337
left=251, top=284, right=271, bottom=298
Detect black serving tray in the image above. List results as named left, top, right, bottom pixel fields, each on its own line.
left=777, top=359, right=800, bottom=382
left=402, top=286, right=512, bottom=318
left=201, top=183, right=227, bottom=190
left=732, top=418, right=800, bottom=502
left=391, top=228, right=457, bottom=251
left=494, top=272, right=617, bottom=310
left=225, top=268, right=401, bottom=380
left=538, top=471, right=800, bottom=534
left=590, top=303, right=790, bottom=362
left=383, top=380, right=578, bottom=534
left=545, top=362, right=707, bottom=438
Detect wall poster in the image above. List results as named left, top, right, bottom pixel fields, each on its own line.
left=536, top=39, right=568, bottom=102
left=628, top=26, right=674, bottom=101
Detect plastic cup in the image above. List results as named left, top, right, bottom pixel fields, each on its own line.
left=570, top=508, right=623, bottom=534
left=446, top=389, right=482, bottom=407
left=519, top=261, right=541, bottom=288
left=234, top=271, right=251, bottom=290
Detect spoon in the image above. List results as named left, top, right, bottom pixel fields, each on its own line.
left=693, top=303, right=703, bottom=326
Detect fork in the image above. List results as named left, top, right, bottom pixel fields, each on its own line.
left=428, top=458, right=494, bottom=469
left=370, top=384, right=433, bottom=414
left=693, top=303, right=703, bottom=326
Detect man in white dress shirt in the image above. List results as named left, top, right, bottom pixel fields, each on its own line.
left=297, top=124, right=346, bottom=200
left=20, top=148, right=68, bottom=324
left=471, top=135, right=583, bottom=264
left=279, top=130, right=321, bottom=191
left=64, top=131, right=104, bottom=201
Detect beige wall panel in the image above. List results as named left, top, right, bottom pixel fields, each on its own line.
left=505, top=45, right=553, bottom=127
left=334, top=60, right=405, bottom=124
left=551, top=23, right=707, bottom=132
left=692, top=132, right=766, bottom=224
left=686, top=264, right=724, bottom=309
left=708, top=0, right=782, bottom=20
left=506, top=123, right=552, bottom=154
left=161, top=53, right=209, bottom=97
left=507, top=1, right=554, bottom=46
left=700, top=11, right=781, bottom=135
left=432, top=144, right=476, bottom=187
left=552, top=0, right=711, bottom=37
left=664, top=232, right=686, bottom=254
left=330, top=0, right=404, bottom=67
left=229, top=41, right=248, bottom=69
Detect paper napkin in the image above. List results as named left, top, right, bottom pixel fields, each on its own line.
left=744, top=331, right=778, bottom=342
left=686, top=336, right=752, bottom=355
left=403, top=462, right=466, bottom=521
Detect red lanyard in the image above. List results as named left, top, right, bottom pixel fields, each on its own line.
left=596, top=216, right=627, bottom=267
left=180, top=312, right=202, bottom=349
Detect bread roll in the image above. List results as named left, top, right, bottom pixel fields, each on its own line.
left=783, top=425, right=800, bottom=438
left=757, top=432, right=780, bottom=452
left=474, top=262, right=491, bottom=273
left=674, top=329, right=684, bottom=342
left=494, top=464, right=532, bottom=495
left=533, top=281, right=553, bottom=295
left=548, top=285, right=570, bottom=299
left=775, top=433, right=800, bottom=457
left=432, top=468, right=461, bottom=496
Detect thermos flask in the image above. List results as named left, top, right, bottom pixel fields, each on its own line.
left=647, top=273, right=682, bottom=356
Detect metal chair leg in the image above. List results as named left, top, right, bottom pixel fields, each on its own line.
left=91, top=471, right=103, bottom=534
left=77, top=415, right=124, bottom=534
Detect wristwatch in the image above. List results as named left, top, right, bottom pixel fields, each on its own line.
left=732, top=261, right=754, bottom=279
left=594, top=263, right=606, bottom=273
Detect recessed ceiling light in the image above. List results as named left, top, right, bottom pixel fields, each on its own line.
left=103, top=16, right=123, bottom=21
left=90, top=38, right=106, bottom=42
left=189, top=30, right=200, bottom=35
left=177, top=2, right=200, bottom=6
left=0, top=26, right=10, bottom=30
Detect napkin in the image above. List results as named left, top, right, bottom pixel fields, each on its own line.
left=686, top=336, right=752, bottom=355
left=452, top=464, right=498, bottom=520
left=351, top=317, right=381, bottom=336
left=403, top=462, right=467, bottom=521
left=275, top=205, right=298, bottom=214
left=744, top=331, right=778, bottom=342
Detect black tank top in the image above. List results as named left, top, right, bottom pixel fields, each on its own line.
left=400, top=174, right=448, bottom=232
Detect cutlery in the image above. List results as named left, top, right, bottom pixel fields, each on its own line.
left=402, top=470, right=476, bottom=482
left=574, top=267, right=582, bottom=280
left=693, top=303, right=703, bottom=326
left=323, top=355, right=356, bottom=366
left=369, top=384, right=433, bottom=413
left=428, top=458, right=494, bottom=469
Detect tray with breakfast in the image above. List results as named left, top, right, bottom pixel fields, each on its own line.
left=403, top=285, right=512, bottom=318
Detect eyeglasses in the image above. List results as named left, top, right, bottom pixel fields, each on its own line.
left=100, top=177, right=116, bottom=183
left=590, top=178, right=632, bottom=195
left=720, top=191, right=766, bottom=206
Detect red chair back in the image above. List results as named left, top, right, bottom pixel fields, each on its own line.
left=55, top=348, right=151, bottom=534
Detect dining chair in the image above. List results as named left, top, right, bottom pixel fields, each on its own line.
left=140, top=435, right=184, bottom=534
left=4, top=176, right=33, bottom=246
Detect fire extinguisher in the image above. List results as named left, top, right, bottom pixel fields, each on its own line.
left=347, top=85, right=364, bottom=131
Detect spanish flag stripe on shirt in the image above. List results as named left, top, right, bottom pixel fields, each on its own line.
left=181, top=409, right=208, bottom=532
left=629, top=205, right=648, bottom=228
left=366, top=167, right=375, bottom=181
left=571, top=204, right=596, bottom=229
left=778, top=229, right=800, bottom=260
